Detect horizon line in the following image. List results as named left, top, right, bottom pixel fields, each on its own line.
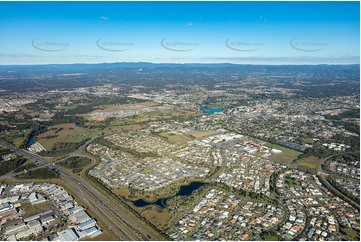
left=0, top=61, right=360, bottom=67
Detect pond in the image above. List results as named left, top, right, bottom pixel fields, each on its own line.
left=200, top=103, right=222, bottom=114
left=27, top=126, right=47, bottom=145
left=133, top=198, right=169, bottom=208
left=176, top=182, right=205, bottom=196
left=27, top=133, right=36, bottom=145
left=132, top=181, right=205, bottom=208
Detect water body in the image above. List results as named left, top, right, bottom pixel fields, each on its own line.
left=201, top=103, right=222, bottom=114
left=132, top=181, right=205, bottom=208
left=75, top=123, right=81, bottom=127
left=208, top=107, right=222, bottom=114
left=176, top=182, right=205, bottom=196
left=133, top=198, right=168, bottom=208
left=27, top=133, right=36, bottom=145
left=27, top=126, right=47, bottom=145
left=201, top=104, right=208, bottom=112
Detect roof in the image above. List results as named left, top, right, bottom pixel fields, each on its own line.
left=74, top=210, right=91, bottom=224
left=68, top=206, right=83, bottom=214
left=0, top=208, right=17, bottom=219
left=84, top=226, right=101, bottom=237
left=78, top=218, right=96, bottom=230
left=53, top=228, right=79, bottom=241
left=28, top=220, right=41, bottom=228
left=41, top=215, right=55, bottom=224
left=0, top=202, right=12, bottom=211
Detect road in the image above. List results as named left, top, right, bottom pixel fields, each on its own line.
left=0, top=139, right=158, bottom=241
left=316, top=152, right=360, bottom=209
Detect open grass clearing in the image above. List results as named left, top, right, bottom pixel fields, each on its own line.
left=37, top=123, right=99, bottom=150
left=140, top=206, right=175, bottom=230
left=160, top=132, right=191, bottom=143
left=112, top=187, right=131, bottom=199
left=265, top=143, right=302, bottom=165
left=296, top=155, right=322, bottom=169
left=341, top=227, right=359, bottom=241
left=265, top=143, right=303, bottom=156
left=91, top=101, right=159, bottom=113
left=22, top=201, right=52, bottom=218
left=187, top=130, right=219, bottom=139
left=56, top=104, right=79, bottom=110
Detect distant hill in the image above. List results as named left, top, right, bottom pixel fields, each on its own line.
left=0, top=62, right=238, bottom=71
left=0, top=62, right=359, bottom=72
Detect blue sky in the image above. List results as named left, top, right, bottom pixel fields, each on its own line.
left=0, top=1, right=359, bottom=65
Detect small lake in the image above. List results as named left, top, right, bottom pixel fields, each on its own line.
left=27, top=126, right=47, bottom=145
left=27, top=133, right=36, bottom=145
left=75, top=123, right=81, bottom=127
left=200, top=103, right=222, bottom=114
left=132, top=181, right=205, bottom=208
left=133, top=198, right=168, bottom=208
left=176, top=182, right=205, bottom=196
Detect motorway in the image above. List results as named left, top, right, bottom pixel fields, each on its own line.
left=0, top=139, right=159, bottom=241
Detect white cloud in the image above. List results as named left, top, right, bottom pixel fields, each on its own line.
left=100, top=16, right=110, bottom=21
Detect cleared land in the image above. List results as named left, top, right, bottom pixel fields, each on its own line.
left=160, top=132, right=191, bottom=143
left=265, top=143, right=303, bottom=165
left=37, top=123, right=99, bottom=150
left=296, top=155, right=322, bottom=169
left=90, top=101, right=159, bottom=114
left=187, top=130, right=219, bottom=139
left=113, top=187, right=131, bottom=198
left=140, top=206, right=175, bottom=230
left=22, top=201, right=52, bottom=218
left=341, top=227, right=359, bottom=241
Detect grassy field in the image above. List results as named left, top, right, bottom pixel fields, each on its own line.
left=56, top=104, right=79, bottom=110
left=37, top=123, right=99, bottom=150
left=85, top=101, right=159, bottom=122
left=91, top=101, right=159, bottom=113
left=341, top=227, right=359, bottom=241
left=113, top=187, right=131, bottom=198
left=118, top=109, right=194, bottom=124
left=140, top=206, right=175, bottom=230
left=160, top=132, right=191, bottom=143
left=12, top=136, right=25, bottom=147
left=88, top=102, right=195, bottom=124
left=22, top=201, right=52, bottom=218
left=301, top=137, right=315, bottom=145
left=296, top=155, right=322, bottom=169
left=265, top=143, right=303, bottom=165
left=261, top=233, right=279, bottom=241
left=188, top=130, right=219, bottom=139
left=19, top=107, right=54, bottom=119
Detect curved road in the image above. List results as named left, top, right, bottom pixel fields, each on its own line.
left=316, top=152, right=360, bottom=209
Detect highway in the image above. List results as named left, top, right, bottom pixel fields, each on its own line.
left=0, top=139, right=158, bottom=241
